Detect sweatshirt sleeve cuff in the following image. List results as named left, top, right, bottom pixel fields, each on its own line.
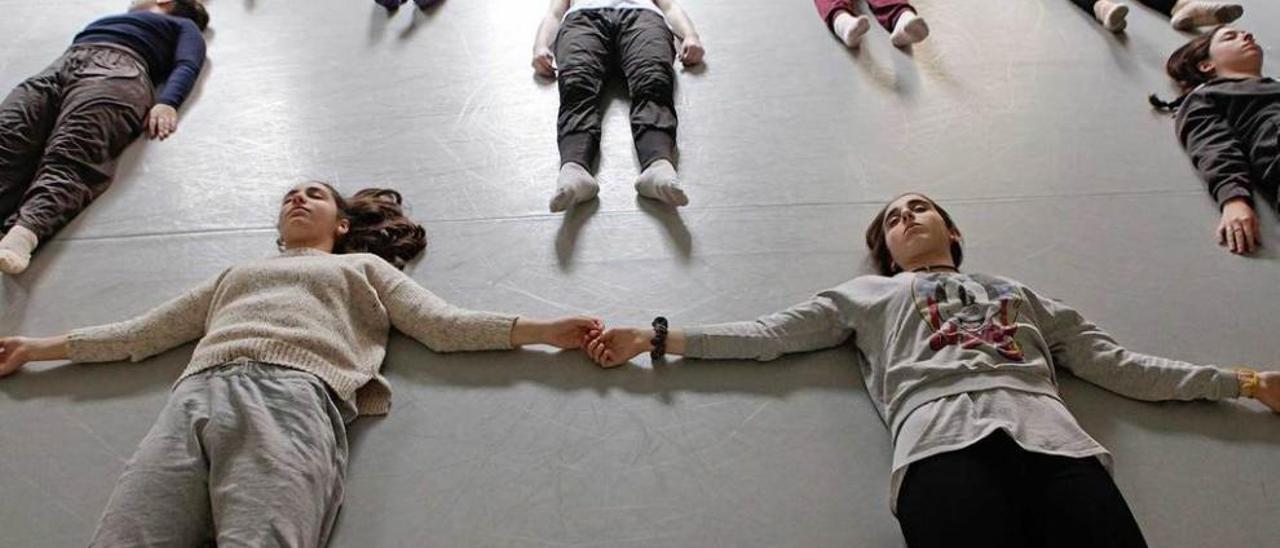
left=1213, top=367, right=1243, bottom=400
left=681, top=326, right=712, bottom=359
left=1215, top=185, right=1254, bottom=209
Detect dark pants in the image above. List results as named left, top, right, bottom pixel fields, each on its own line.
left=814, top=0, right=916, bottom=32
left=555, top=9, right=677, bottom=170
left=896, top=431, right=1148, bottom=548
left=1068, top=0, right=1177, bottom=16
left=0, top=43, right=152, bottom=241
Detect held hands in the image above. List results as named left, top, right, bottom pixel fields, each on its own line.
left=532, top=47, right=556, bottom=78
left=583, top=327, right=652, bottom=368
left=146, top=104, right=178, bottom=140
left=678, top=36, right=705, bottom=66
left=1217, top=198, right=1261, bottom=255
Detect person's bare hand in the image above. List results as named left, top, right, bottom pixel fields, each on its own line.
left=532, top=47, right=557, bottom=78
left=0, top=337, right=34, bottom=378
left=1217, top=198, right=1261, bottom=255
left=540, top=316, right=602, bottom=350
left=146, top=104, right=178, bottom=140
left=1254, top=371, right=1280, bottom=413
left=679, top=36, right=705, bottom=66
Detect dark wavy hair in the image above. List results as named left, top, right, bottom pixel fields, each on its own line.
left=1150, top=27, right=1222, bottom=111
left=281, top=183, right=428, bottom=270
left=169, top=0, right=210, bottom=31
left=864, top=193, right=964, bottom=277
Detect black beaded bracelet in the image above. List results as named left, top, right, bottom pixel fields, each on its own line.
left=649, top=316, right=669, bottom=361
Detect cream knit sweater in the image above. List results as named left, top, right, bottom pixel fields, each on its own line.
left=67, top=248, right=518, bottom=415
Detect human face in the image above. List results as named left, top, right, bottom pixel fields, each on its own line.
left=880, top=194, right=956, bottom=271
left=277, top=182, right=348, bottom=251
left=1202, top=27, right=1264, bottom=77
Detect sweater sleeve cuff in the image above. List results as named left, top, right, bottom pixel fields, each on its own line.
left=483, top=314, right=520, bottom=351
left=66, top=327, right=130, bottom=363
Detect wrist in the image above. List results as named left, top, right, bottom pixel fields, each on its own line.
left=1221, top=196, right=1252, bottom=211
left=511, top=318, right=544, bottom=347
left=28, top=336, right=68, bottom=361
left=1237, top=368, right=1261, bottom=399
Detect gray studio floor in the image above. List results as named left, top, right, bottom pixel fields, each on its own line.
left=2, top=0, right=1278, bottom=546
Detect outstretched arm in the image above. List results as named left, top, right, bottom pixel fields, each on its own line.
left=0, top=273, right=222, bottom=376
left=532, top=0, right=571, bottom=77
left=653, top=0, right=704, bottom=65
left=0, top=336, right=69, bottom=377
left=584, top=295, right=852, bottom=367
left=1027, top=287, right=1277, bottom=411
left=378, top=268, right=599, bottom=352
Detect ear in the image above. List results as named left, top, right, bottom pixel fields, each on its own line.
left=949, top=227, right=963, bottom=244
left=1197, top=60, right=1216, bottom=76
left=335, top=219, right=351, bottom=238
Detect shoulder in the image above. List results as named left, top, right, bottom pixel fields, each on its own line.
left=821, top=274, right=905, bottom=305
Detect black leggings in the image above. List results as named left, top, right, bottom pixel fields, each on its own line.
left=896, top=432, right=1147, bottom=548
left=1067, top=0, right=1177, bottom=17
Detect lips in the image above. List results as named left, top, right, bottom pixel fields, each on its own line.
left=287, top=206, right=311, bottom=219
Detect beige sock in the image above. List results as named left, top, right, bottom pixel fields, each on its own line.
left=890, top=11, right=929, bottom=48
left=1094, top=1, right=1129, bottom=32
left=0, top=225, right=38, bottom=275
left=550, top=162, right=600, bottom=213
left=1171, top=1, right=1243, bottom=31
left=635, top=159, right=689, bottom=207
left=831, top=12, right=871, bottom=48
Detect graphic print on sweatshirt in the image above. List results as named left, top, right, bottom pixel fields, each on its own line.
left=912, top=274, right=1025, bottom=362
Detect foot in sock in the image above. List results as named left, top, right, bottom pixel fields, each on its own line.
left=635, top=160, right=689, bottom=207
left=375, top=0, right=407, bottom=10
left=0, top=225, right=38, bottom=275
left=831, top=12, right=871, bottom=48
left=1170, top=1, right=1243, bottom=31
left=550, top=163, right=600, bottom=213
left=890, top=11, right=930, bottom=48
left=1094, top=1, right=1129, bottom=32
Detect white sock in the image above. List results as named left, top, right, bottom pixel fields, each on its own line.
left=635, top=159, right=688, bottom=207
left=1094, top=1, right=1129, bottom=32
left=831, top=12, right=871, bottom=48
left=550, top=162, right=600, bottom=213
left=1171, top=1, right=1243, bottom=31
left=890, top=11, right=929, bottom=48
left=0, top=225, right=38, bottom=275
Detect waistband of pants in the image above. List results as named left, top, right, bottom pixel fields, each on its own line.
left=67, top=42, right=150, bottom=71
left=203, top=359, right=326, bottom=382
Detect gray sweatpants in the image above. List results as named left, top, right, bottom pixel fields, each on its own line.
left=89, top=361, right=354, bottom=548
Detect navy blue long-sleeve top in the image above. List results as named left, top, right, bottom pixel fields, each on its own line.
left=73, top=12, right=206, bottom=108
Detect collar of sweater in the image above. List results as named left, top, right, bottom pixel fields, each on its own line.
left=279, top=247, right=333, bottom=257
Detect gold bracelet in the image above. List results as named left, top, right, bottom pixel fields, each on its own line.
left=1237, top=368, right=1261, bottom=399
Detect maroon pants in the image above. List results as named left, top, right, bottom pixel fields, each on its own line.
left=0, top=43, right=152, bottom=241
left=813, top=0, right=916, bottom=32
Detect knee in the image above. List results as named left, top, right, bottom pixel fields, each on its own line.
left=629, top=62, right=674, bottom=99
left=558, top=68, right=603, bottom=101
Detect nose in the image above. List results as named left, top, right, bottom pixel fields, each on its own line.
left=1243, top=32, right=1255, bottom=44
left=901, top=208, right=916, bottom=225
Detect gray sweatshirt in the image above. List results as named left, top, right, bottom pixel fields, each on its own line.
left=683, top=272, right=1240, bottom=510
